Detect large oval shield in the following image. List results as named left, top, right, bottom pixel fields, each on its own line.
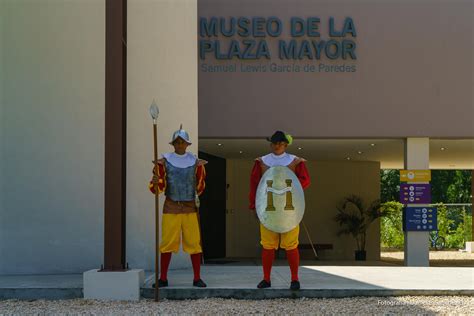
left=256, top=166, right=305, bottom=233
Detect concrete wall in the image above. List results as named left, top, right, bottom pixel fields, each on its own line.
left=0, top=0, right=198, bottom=274
left=304, top=160, right=381, bottom=260
left=0, top=0, right=105, bottom=274
left=198, top=0, right=474, bottom=138
left=0, top=0, right=4, bottom=269
left=226, top=159, right=381, bottom=260
left=127, top=0, right=198, bottom=271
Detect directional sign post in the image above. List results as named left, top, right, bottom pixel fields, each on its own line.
left=403, top=207, right=437, bottom=231
left=400, top=183, right=431, bottom=204
left=400, top=170, right=431, bottom=182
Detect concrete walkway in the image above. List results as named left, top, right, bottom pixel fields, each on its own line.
left=1, top=265, right=473, bottom=300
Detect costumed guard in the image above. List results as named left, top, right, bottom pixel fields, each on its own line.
left=249, top=131, right=310, bottom=290
left=149, top=125, right=207, bottom=288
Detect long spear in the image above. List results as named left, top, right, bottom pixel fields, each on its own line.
left=301, top=220, right=318, bottom=260
left=149, top=101, right=160, bottom=302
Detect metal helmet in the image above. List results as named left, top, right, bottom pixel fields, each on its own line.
left=169, top=124, right=192, bottom=145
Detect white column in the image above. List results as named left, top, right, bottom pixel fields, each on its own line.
left=127, top=0, right=198, bottom=270
left=403, top=137, right=430, bottom=266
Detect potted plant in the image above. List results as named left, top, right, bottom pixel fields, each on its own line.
left=334, top=195, right=396, bottom=261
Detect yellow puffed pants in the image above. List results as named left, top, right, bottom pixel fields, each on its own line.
left=160, top=213, right=202, bottom=254
left=260, top=223, right=299, bottom=250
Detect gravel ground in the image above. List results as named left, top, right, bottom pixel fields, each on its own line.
left=381, top=250, right=474, bottom=261
left=381, top=250, right=474, bottom=267
left=1, top=296, right=473, bottom=315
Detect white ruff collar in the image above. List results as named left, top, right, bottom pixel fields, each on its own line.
left=163, top=152, right=197, bottom=168
left=261, top=152, right=296, bottom=167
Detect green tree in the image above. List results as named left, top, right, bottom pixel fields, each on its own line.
left=380, top=169, right=400, bottom=203
left=446, top=170, right=472, bottom=203
left=432, top=170, right=472, bottom=203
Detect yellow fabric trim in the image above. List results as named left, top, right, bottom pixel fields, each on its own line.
left=158, top=164, right=166, bottom=194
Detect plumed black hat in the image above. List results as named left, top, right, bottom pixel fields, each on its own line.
left=266, top=130, right=292, bottom=144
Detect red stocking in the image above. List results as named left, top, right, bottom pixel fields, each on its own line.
left=286, top=248, right=300, bottom=281
left=160, top=252, right=172, bottom=281
left=262, top=248, right=275, bottom=282
left=190, top=253, right=202, bottom=281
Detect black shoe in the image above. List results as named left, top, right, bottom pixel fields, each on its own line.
left=193, top=279, right=207, bottom=288
left=257, top=280, right=271, bottom=289
left=152, top=279, right=168, bottom=288
left=290, top=280, right=300, bottom=290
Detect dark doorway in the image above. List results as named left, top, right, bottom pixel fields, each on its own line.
left=198, top=151, right=226, bottom=259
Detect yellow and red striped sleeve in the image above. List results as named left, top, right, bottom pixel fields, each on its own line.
left=149, top=163, right=166, bottom=194
left=196, top=164, right=206, bottom=196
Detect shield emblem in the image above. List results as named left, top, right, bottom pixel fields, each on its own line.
left=256, top=166, right=305, bottom=233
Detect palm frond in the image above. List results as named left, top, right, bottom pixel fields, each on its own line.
left=334, top=195, right=393, bottom=251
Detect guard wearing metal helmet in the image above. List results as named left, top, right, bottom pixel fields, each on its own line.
left=149, top=125, right=207, bottom=288
left=249, top=131, right=310, bottom=290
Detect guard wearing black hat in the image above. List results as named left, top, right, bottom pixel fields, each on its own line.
left=249, top=131, right=311, bottom=290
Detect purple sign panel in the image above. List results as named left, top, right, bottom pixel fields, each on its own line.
left=400, top=184, right=431, bottom=204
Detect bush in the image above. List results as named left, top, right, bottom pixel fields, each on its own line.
left=380, top=202, right=404, bottom=249
left=380, top=203, right=472, bottom=250
left=434, top=203, right=467, bottom=249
